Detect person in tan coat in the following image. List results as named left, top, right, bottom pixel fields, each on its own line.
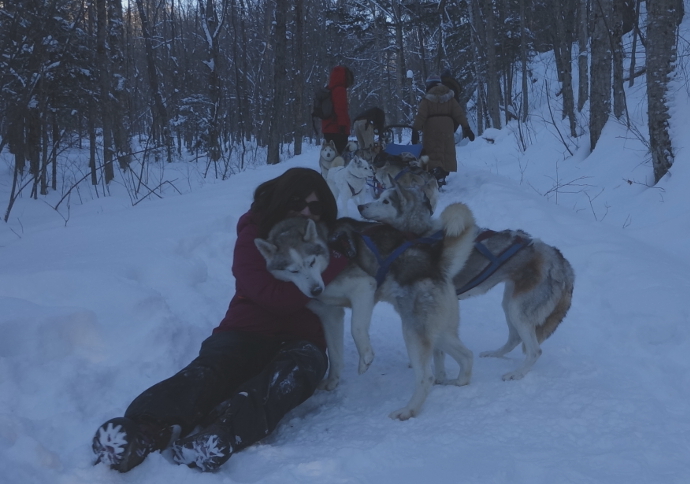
left=412, top=75, right=474, bottom=187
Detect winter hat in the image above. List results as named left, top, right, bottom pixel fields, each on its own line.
left=425, top=75, right=442, bottom=91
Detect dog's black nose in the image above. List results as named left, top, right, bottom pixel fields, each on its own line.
left=311, top=286, right=323, bottom=296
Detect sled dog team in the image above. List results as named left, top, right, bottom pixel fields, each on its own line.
left=255, top=147, right=575, bottom=419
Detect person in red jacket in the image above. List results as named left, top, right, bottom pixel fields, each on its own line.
left=321, top=65, right=354, bottom=154
left=92, top=168, right=349, bottom=473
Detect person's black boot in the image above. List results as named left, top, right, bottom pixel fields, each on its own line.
left=171, top=420, right=234, bottom=472
left=93, top=417, right=171, bottom=472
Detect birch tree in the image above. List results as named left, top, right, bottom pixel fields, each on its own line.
left=646, top=0, right=682, bottom=183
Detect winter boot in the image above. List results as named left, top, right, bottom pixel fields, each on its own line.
left=171, top=421, right=234, bottom=472
left=92, top=417, right=172, bottom=472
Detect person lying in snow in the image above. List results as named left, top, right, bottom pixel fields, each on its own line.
left=92, top=168, right=349, bottom=472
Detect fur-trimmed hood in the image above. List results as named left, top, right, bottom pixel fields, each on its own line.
left=424, top=84, right=454, bottom=104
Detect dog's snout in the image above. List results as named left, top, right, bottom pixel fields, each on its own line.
left=311, top=286, right=323, bottom=296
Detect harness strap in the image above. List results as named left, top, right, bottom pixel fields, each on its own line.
left=347, top=181, right=363, bottom=196
left=456, top=231, right=532, bottom=296
left=393, top=167, right=410, bottom=181
left=361, top=230, right=444, bottom=287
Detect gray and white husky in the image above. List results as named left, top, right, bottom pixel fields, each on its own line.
left=255, top=191, right=476, bottom=420
left=327, top=152, right=374, bottom=215
left=318, top=140, right=344, bottom=179
left=372, top=151, right=439, bottom=212
left=452, top=228, right=574, bottom=381
left=361, top=185, right=575, bottom=382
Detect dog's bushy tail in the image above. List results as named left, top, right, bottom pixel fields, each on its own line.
left=535, top=249, right=575, bottom=344
left=439, top=203, right=477, bottom=279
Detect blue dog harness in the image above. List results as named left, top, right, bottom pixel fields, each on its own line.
left=360, top=228, right=444, bottom=287
left=455, top=230, right=532, bottom=296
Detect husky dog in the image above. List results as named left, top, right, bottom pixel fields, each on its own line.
left=372, top=151, right=439, bottom=212
left=364, top=184, right=575, bottom=381
left=453, top=229, right=574, bottom=381
left=353, top=107, right=385, bottom=150
left=327, top=153, right=374, bottom=214
left=255, top=193, right=476, bottom=420
left=319, top=140, right=345, bottom=179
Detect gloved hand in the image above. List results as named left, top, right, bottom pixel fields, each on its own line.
left=462, top=126, right=475, bottom=142
left=328, top=230, right=357, bottom=259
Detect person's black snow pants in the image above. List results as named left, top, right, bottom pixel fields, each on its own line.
left=124, top=331, right=327, bottom=449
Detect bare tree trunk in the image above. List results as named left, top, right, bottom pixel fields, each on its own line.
left=267, top=0, right=286, bottom=165
left=199, top=0, right=226, bottom=163
left=519, top=0, right=529, bottom=121
left=589, top=0, right=612, bottom=150
left=41, top=108, right=48, bottom=195
left=553, top=0, right=577, bottom=136
left=108, top=0, right=132, bottom=170
left=293, top=0, right=304, bottom=155
left=577, top=0, right=589, bottom=111
left=394, top=1, right=407, bottom=123
left=52, top=113, right=58, bottom=190
left=135, top=0, right=173, bottom=161
left=97, top=0, right=115, bottom=183
left=646, top=0, right=681, bottom=183
left=479, top=0, right=501, bottom=128
left=469, top=0, right=486, bottom=133
left=628, top=0, right=641, bottom=87
left=612, top=0, right=627, bottom=120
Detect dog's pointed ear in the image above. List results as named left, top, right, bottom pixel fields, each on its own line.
left=328, top=140, right=336, bottom=149
left=304, top=219, right=319, bottom=243
left=254, top=238, right=276, bottom=261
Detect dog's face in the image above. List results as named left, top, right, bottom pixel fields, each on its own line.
left=358, top=184, right=432, bottom=224
left=357, top=184, right=406, bottom=223
left=320, top=141, right=337, bottom=161
left=349, top=155, right=374, bottom=178
left=255, top=218, right=330, bottom=297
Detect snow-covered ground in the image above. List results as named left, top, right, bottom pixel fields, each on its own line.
left=2, top=44, right=690, bottom=484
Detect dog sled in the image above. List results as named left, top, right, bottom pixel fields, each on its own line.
left=380, top=124, right=423, bottom=159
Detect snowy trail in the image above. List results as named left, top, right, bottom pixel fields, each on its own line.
left=2, top=147, right=689, bottom=483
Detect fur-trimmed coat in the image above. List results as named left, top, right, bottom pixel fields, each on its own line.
left=412, top=84, right=469, bottom=173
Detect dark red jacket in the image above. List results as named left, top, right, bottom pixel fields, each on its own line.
left=214, top=210, right=348, bottom=351
left=321, top=66, right=351, bottom=136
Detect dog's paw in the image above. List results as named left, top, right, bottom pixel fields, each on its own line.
left=389, top=407, right=416, bottom=421
left=357, top=350, right=375, bottom=375
left=501, top=371, right=525, bottom=381
left=451, top=375, right=471, bottom=386
left=318, top=376, right=340, bottom=391
left=479, top=350, right=504, bottom=358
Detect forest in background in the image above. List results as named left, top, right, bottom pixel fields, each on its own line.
left=0, top=0, right=685, bottom=221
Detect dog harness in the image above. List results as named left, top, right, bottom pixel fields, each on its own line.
left=455, top=229, right=532, bottom=296
left=360, top=228, right=444, bottom=287
left=370, top=166, right=426, bottom=198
